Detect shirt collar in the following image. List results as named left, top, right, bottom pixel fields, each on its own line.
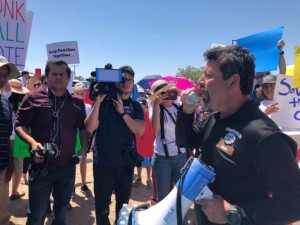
left=214, top=100, right=259, bottom=122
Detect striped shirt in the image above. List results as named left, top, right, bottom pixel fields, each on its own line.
left=0, top=94, right=12, bottom=171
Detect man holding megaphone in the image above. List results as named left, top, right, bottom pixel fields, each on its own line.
left=176, top=45, right=300, bottom=225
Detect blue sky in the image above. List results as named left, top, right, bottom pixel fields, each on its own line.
left=25, top=0, right=300, bottom=82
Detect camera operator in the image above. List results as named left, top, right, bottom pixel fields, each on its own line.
left=15, top=60, right=88, bottom=225
left=84, top=65, right=145, bottom=225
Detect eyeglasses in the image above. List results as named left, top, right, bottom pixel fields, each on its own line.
left=123, top=77, right=134, bottom=83
left=34, top=83, right=41, bottom=88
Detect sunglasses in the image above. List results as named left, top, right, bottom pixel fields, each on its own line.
left=34, top=83, right=41, bottom=88
left=139, top=101, right=147, bottom=105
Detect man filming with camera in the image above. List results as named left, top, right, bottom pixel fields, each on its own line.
left=85, top=65, right=145, bottom=225
left=15, top=60, right=88, bottom=225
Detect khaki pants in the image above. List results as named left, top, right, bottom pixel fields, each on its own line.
left=0, top=168, right=10, bottom=225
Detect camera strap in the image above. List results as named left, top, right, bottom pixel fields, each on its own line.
left=159, top=103, right=181, bottom=157
left=47, top=89, right=67, bottom=156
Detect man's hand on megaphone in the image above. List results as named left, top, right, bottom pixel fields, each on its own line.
left=196, top=195, right=230, bottom=224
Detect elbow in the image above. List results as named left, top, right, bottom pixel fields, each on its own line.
left=85, top=124, right=95, bottom=134
left=136, top=127, right=145, bottom=137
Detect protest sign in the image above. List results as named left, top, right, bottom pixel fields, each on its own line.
left=14, top=133, right=30, bottom=157
left=0, top=0, right=33, bottom=70
left=272, top=74, right=300, bottom=129
left=294, top=46, right=300, bottom=88
left=46, top=41, right=80, bottom=64
left=236, top=26, right=284, bottom=72
left=286, top=65, right=294, bottom=76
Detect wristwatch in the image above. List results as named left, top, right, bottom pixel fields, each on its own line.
left=226, top=205, right=242, bottom=225
left=120, top=112, right=127, bottom=118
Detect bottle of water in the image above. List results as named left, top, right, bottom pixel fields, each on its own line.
left=119, top=204, right=128, bottom=217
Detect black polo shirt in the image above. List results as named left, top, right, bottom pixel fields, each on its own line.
left=94, top=98, right=144, bottom=167
left=0, top=94, right=12, bottom=171
left=177, top=100, right=300, bottom=224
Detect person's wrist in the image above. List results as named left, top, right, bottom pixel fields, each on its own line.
left=226, top=205, right=242, bottom=225
left=280, top=50, right=284, bottom=55
left=120, top=112, right=127, bottom=118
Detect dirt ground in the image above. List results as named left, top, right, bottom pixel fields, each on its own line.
left=8, top=154, right=196, bottom=225
left=8, top=154, right=300, bottom=225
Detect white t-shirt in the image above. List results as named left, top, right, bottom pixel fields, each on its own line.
left=152, top=104, right=185, bottom=156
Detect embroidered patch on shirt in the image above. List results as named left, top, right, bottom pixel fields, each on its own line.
left=216, top=138, right=235, bottom=156
left=216, top=128, right=242, bottom=156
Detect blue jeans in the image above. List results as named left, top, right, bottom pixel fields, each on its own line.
left=26, top=164, right=75, bottom=225
left=152, top=153, right=188, bottom=202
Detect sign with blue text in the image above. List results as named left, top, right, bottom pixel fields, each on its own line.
left=0, top=0, right=33, bottom=70
left=272, top=74, right=300, bottom=129
left=236, top=26, right=284, bottom=73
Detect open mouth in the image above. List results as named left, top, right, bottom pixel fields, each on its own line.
left=198, top=86, right=211, bottom=111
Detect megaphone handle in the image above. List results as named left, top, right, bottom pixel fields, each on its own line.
left=176, top=173, right=183, bottom=225
left=176, top=156, right=194, bottom=225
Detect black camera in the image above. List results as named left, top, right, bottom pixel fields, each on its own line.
left=29, top=143, right=56, bottom=180
left=71, top=154, right=82, bottom=165
left=161, top=90, right=178, bottom=100
left=90, top=63, right=125, bottom=100
left=122, top=145, right=144, bottom=167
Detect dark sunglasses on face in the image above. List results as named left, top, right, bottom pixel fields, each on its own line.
left=34, top=83, right=41, bottom=87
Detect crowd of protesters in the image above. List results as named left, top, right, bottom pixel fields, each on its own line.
left=1, top=38, right=300, bottom=225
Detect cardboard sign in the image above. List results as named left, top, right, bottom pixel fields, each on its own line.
left=46, top=41, right=80, bottom=64
left=272, top=74, right=300, bottom=129
left=294, top=46, right=300, bottom=88
left=0, top=0, right=33, bottom=70
left=236, top=26, right=284, bottom=72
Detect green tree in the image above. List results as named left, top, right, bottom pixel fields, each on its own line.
left=86, top=77, right=95, bottom=82
left=176, top=66, right=203, bottom=84
left=74, top=75, right=84, bottom=81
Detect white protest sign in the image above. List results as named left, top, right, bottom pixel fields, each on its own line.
left=272, top=74, right=300, bottom=129
left=0, top=0, right=32, bottom=70
left=46, top=41, right=80, bottom=64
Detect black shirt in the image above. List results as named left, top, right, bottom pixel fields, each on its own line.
left=177, top=100, right=300, bottom=225
left=0, top=94, right=12, bottom=171
left=94, top=98, right=144, bottom=167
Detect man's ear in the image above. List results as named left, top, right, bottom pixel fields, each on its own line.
left=228, top=74, right=240, bottom=87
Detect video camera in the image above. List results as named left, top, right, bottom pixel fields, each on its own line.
left=90, top=63, right=125, bottom=100
left=29, top=143, right=55, bottom=180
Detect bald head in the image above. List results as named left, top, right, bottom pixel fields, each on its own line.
left=73, top=85, right=85, bottom=99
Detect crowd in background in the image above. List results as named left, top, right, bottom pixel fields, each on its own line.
left=1, top=39, right=300, bottom=225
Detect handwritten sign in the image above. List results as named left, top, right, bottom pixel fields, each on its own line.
left=0, top=1, right=33, bottom=70
left=236, top=26, right=284, bottom=72
left=46, top=41, right=80, bottom=64
left=272, top=74, right=300, bottom=129
left=294, top=46, right=300, bottom=88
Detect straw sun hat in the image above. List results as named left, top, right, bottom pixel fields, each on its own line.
left=0, top=56, right=20, bottom=79
left=149, top=80, right=180, bottom=101
left=8, top=79, right=29, bottom=95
